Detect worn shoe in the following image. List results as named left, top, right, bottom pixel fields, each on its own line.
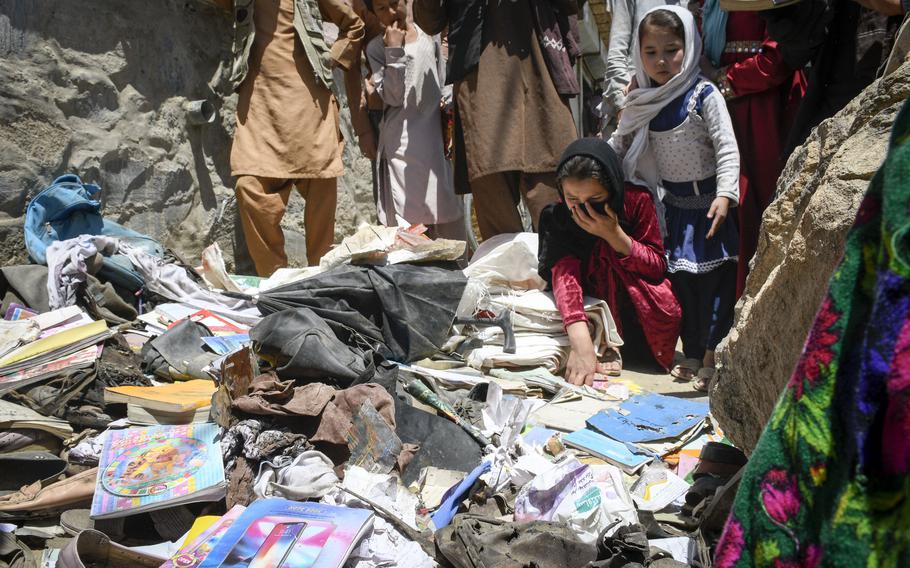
left=0, top=468, right=96, bottom=520
left=55, top=529, right=161, bottom=568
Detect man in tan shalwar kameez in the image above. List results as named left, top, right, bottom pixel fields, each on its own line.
left=413, top=0, right=579, bottom=240
left=216, top=0, right=370, bottom=276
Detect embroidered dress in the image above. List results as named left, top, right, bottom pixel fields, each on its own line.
left=715, top=97, right=910, bottom=568
left=649, top=79, right=740, bottom=274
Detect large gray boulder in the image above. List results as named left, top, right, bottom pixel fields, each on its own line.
left=710, top=58, right=910, bottom=452
left=0, top=0, right=373, bottom=272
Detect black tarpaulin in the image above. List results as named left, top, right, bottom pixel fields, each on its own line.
left=252, top=265, right=467, bottom=363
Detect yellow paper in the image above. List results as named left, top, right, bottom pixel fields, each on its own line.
left=179, top=515, right=221, bottom=548
left=105, top=379, right=217, bottom=412
left=0, top=320, right=108, bottom=367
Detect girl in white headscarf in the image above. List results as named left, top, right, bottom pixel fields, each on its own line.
left=608, top=5, right=740, bottom=392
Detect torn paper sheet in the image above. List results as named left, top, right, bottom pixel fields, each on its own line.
left=629, top=466, right=691, bottom=512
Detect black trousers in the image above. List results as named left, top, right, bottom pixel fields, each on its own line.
left=669, top=261, right=737, bottom=361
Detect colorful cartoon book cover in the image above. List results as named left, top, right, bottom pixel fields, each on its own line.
left=199, top=499, right=374, bottom=568
left=90, top=423, right=226, bottom=519
left=161, top=505, right=247, bottom=568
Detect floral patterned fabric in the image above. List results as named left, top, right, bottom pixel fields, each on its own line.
left=715, top=98, right=910, bottom=567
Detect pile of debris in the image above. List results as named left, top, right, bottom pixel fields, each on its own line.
left=0, top=175, right=748, bottom=568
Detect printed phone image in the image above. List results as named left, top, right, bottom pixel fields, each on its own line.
left=278, top=520, right=336, bottom=567
left=247, top=522, right=307, bottom=568
left=217, top=516, right=302, bottom=568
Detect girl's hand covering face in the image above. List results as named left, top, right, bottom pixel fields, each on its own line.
left=572, top=200, right=619, bottom=240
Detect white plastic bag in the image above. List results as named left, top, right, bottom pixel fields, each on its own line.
left=514, top=457, right=638, bottom=543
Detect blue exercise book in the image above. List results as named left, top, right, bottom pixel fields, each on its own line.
left=585, top=393, right=709, bottom=444
left=563, top=428, right=652, bottom=474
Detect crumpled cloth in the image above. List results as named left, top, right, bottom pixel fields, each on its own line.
left=436, top=514, right=597, bottom=568
left=226, top=456, right=256, bottom=509
left=220, top=419, right=310, bottom=462
left=67, top=431, right=106, bottom=466
left=221, top=418, right=311, bottom=508
left=253, top=450, right=339, bottom=501
left=117, top=241, right=261, bottom=325
left=321, top=467, right=433, bottom=568
left=231, top=373, right=395, bottom=446
left=45, top=235, right=119, bottom=309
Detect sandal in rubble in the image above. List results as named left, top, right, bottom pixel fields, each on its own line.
left=670, top=358, right=700, bottom=382
left=693, top=367, right=715, bottom=393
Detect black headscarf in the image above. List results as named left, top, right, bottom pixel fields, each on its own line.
left=538, top=137, right=628, bottom=285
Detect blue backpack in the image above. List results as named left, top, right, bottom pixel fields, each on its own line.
left=24, top=174, right=165, bottom=295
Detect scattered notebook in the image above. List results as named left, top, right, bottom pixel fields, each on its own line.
left=201, top=334, right=250, bottom=355
left=127, top=404, right=212, bottom=426
left=199, top=498, right=374, bottom=568
left=0, top=319, right=109, bottom=373
left=182, top=309, right=248, bottom=336
left=161, top=505, right=247, bottom=568
left=563, top=428, right=653, bottom=475
left=0, top=398, right=73, bottom=440
left=105, top=379, right=216, bottom=413
left=585, top=393, right=709, bottom=444
left=90, top=423, right=225, bottom=519
left=0, top=344, right=100, bottom=396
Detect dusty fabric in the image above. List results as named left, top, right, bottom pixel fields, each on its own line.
left=0, top=429, right=39, bottom=453
left=234, top=175, right=337, bottom=275
left=230, top=0, right=358, bottom=178
left=96, top=333, right=147, bottom=387
left=436, top=514, right=598, bottom=568
left=45, top=235, right=119, bottom=310
left=140, top=319, right=217, bottom=382
left=254, top=264, right=468, bottom=363
left=253, top=450, right=339, bottom=500
left=231, top=374, right=395, bottom=446
left=0, top=265, right=136, bottom=326
left=250, top=308, right=372, bottom=386
left=220, top=418, right=310, bottom=462
left=117, top=242, right=259, bottom=325
left=67, top=431, right=105, bottom=466
left=221, top=417, right=312, bottom=507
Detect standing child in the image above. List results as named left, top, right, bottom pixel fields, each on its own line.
left=366, top=0, right=465, bottom=239
left=610, top=6, right=740, bottom=391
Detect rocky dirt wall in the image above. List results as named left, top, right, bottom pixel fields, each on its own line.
left=0, top=0, right=374, bottom=273
left=710, top=58, right=910, bottom=452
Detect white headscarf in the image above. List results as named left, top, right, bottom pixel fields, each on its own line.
left=613, top=5, right=703, bottom=189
